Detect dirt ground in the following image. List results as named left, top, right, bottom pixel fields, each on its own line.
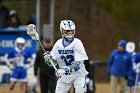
left=96, top=83, right=110, bottom=93
left=0, top=83, right=140, bottom=93
left=0, top=83, right=109, bottom=93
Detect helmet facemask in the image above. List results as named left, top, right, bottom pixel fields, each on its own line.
left=62, top=29, right=75, bottom=42
left=60, top=20, right=75, bottom=42
left=17, top=43, right=25, bottom=50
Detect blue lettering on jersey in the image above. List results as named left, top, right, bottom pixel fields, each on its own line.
left=58, top=50, right=74, bottom=54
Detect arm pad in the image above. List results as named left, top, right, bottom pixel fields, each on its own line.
left=72, top=64, right=80, bottom=71
left=62, top=64, right=80, bottom=74
left=69, top=63, right=80, bottom=72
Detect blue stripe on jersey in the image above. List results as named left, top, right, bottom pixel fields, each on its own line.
left=83, top=76, right=87, bottom=88
left=62, top=38, right=74, bottom=47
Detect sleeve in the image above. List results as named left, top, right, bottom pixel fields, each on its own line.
left=24, top=50, right=36, bottom=69
left=132, top=53, right=138, bottom=63
left=7, top=50, right=14, bottom=59
left=132, top=53, right=140, bottom=70
left=5, top=51, right=14, bottom=69
left=132, top=54, right=137, bottom=70
left=34, top=51, right=40, bottom=76
left=135, top=53, right=140, bottom=64
left=50, top=43, right=59, bottom=60
left=107, top=51, right=114, bottom=74
left=74, top=40, right=88, bottom=62
left=84, top=60, right=93, bottom=79
left=27, top=53, right=36, bottom=68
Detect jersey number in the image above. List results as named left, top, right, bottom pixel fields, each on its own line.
left=61, top=55, right=74, bottom=66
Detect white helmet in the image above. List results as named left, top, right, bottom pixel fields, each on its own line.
left=60, top=20, right=75, bottom=42
left=126, top=42, right=135, bottom=53
left=15, top=37, right=25, bottom=50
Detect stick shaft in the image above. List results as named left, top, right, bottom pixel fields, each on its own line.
left=133, top=73, right=139, bottom=93
left=37, top=40, right=47, bottom=52
left=37, top=40, right=57, bottom=71
left=50, top=60, right=57, bottom=70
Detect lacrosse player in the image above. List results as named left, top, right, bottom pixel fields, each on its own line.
left=5, top=37, right=36, bottom=93
left=132, top=47, right=140, bottom=93
left=126, top=42, right=136, bottom=93
left=43, top=20, right=89, bottom=93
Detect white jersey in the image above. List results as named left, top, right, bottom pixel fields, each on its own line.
left=51, top=38, right=88, bottom=77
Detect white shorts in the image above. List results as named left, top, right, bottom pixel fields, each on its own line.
left=55, top=76, right=87, bottom=93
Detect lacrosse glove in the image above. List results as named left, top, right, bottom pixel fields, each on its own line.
left=43, top=52, right=53, bottom=66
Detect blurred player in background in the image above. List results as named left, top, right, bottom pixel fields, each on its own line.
left=44, top=20, right=89, bottom=93
left=107, top=40, right=132, bottom=93
left=131, top=43, right=140, bottom=93
left=126, top=42, right=136, bottom=93
left=5, top=37, right=36, bottom=93
left=34, top=38, right=56, bottom=93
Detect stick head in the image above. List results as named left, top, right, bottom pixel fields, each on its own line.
left=27, top=24, right=36, bottom=35
left=27, top=24, right=39, bottom=40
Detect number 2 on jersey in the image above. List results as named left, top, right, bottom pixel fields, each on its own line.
left=61, top=55, right=74, bottom=66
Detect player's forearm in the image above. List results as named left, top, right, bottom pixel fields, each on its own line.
left=72, top=64, right=80, bottom=71
left=70, top=62, right=81, bottom=72
left=4, top=55, right=14, bottom=69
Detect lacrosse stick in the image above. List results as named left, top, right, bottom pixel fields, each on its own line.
left=133, top=72, right=139, bottom=93
left=133, top=63, right=140, bottom=93
left=26, top=24, right=57, bottom=71
left=126, top=42, right=138, bottom=93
